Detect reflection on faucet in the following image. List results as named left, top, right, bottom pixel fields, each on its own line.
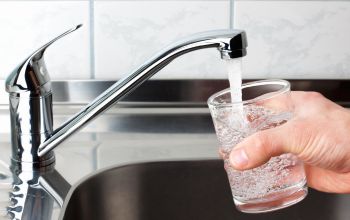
left=5, top=25, right=247, bottom=169
left=7, top=164, right=70, bottom=220
left=0, top=161, right=12, bottom=219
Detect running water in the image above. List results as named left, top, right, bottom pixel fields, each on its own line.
left=225, top=58, right=245, bottom=127
left=209, top=62, right=307, bottom=211
left=218, top=58, right=305, bottom=201
left=226, top=58, right=243, bottom=104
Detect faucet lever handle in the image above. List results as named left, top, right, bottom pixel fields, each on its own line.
left=5, top=24, right=83, bottom=95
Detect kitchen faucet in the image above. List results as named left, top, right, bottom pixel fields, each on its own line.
left=5, top=24, right=247, bottom=169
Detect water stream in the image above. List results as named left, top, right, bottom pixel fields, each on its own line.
left=226, top=58, right=243, bottom=105
left=226, top=58, right=245, bottom=127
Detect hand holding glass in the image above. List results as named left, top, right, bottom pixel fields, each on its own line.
left=207, top=80, right=307, bottom=213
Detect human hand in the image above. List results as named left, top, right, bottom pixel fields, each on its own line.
left=229, top=91, right=350, bottom=193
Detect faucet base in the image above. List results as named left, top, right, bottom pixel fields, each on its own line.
left=11, top=152, right=56, bottom=171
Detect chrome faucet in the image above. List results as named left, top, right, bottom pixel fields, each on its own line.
left=5, top=25, right=247, bottom=168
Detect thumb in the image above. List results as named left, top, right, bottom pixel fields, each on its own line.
left=229, top=123, right=298, bottom=170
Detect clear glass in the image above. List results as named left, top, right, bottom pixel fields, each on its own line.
left=208, top=79, right=307, bottom=213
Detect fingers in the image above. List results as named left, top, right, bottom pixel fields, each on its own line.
left=304, top=165, right=350, bottom=193
left=255, top=91, right=292, bottom=112
left=229, top=123, right=295, bottom=170
left=255, top=91, right=322, bottom=115
left=228, top=91, right=341, bottom=171
left=228, top=91, right=322, bottom=170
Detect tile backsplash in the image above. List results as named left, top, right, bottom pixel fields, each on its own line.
left=94, top=0, right=229, bottom=79
left=0, top=0, right=349, bottom=80
left=235, top=1, right=350, bottom=79
left=0, top=1, right=90, bottom=80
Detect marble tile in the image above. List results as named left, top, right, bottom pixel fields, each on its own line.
left=234, top=1, right=350, bottom=79
left=94, top=0, right=230, bottom=79
left=0, top=1, right=90, bottom=80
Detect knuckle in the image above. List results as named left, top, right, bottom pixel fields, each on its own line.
left=253, top=132, right=266, bottom=146
left=334, top=163, right=350, bottom=173
left=289, top=121, right=305, bottom=134
left=287, top=122, right=310, bottom=154
left=329, top=150, right=350, bottom=173
left=252, top=132, right=271, bottom=155
left=305, top=91, right=324, bottom=100
left=296, top=91, right=324, bottom=103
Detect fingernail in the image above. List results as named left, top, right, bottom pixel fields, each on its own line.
left=230, top=149, right=249, bottom=168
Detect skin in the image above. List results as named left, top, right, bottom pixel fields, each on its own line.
left=229, top=91, right=350, bottom=193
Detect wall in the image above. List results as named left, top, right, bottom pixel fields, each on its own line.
left=235, top=1, right=350, bottom=79
left=0, top=0, right=349, bottom=80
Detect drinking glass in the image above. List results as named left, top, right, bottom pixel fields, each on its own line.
left=207, top=79, right=307, bottom=213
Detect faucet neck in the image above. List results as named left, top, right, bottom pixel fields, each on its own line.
left=37, top=29, right=248, bottom=158
left=6, top=28, right=247, bottom=167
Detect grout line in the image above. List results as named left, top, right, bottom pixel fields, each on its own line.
left=89, top=0, right=96, bottom=79
left=229, top=0, right=234, bottom=29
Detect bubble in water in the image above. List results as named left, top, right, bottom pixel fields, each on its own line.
left=214, top=105, right=304, bottom=201
left=224, top=153, right=300, bottom=201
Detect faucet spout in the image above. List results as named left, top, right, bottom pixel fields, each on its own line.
left=38, top=29, right=247, bottom=157
left=6, top=27, right=247, bottom=166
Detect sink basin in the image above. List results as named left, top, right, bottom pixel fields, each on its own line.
left=61, top=159, right=350, bottom=220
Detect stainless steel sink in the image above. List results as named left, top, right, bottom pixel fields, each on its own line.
left=60, top=159, right=350, bottom=220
